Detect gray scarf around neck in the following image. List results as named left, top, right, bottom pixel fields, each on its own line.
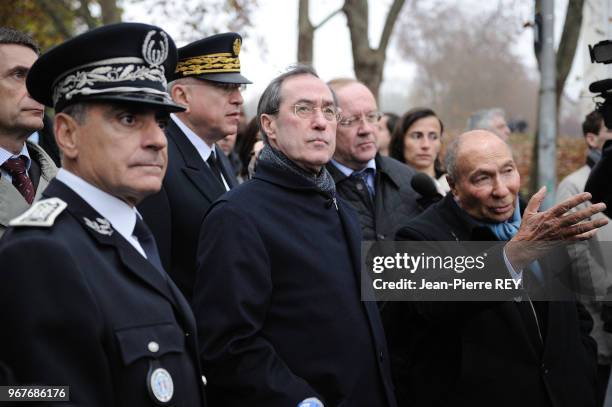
left=258, top=143, right=336, bottom=195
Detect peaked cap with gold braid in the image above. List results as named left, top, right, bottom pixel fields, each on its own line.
left=174, top=32, right=251, bottom=84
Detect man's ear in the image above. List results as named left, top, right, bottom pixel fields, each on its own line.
left=54, top=113, right=80, bottom=160
left=260, top=114, right=277, bottom=145
left=446, top=175, right=457, bottom=197
left=171, top=84, right=190, bottom=114
left=585, top=133, right=598, bottom=149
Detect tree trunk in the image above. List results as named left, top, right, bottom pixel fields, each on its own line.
left=298, top=0, right=314, bottom=64
left=555, top=0, right=583, bottom=109
left=342, top=0, right=405, bottom=99
left=99, top=0, right=121, bottom=25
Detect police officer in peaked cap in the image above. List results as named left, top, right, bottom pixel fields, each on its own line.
left=138, top=32, right=251, bottom=301
left=0, top=22, right=207, bottom=406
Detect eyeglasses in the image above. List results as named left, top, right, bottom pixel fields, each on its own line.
left=338, top=111, right=382, bottom=127
left=291, top=103, right=340, bottom=122
left=407, top=132, right=440, bottom=142
left=208, top=82, right=247, bottom=93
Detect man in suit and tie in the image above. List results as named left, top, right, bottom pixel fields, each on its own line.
left=0, top=23, right=206, bottom=406
left=326, top=78, right=421, bottom=242
left=139, top=32, right=250, bottom=300
left=0, top=27, right=57, bottom=237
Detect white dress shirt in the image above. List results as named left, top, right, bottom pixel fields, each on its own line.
left=56, top=169, right=148, bottom=258
left=171, top=114, right=230, bottom=191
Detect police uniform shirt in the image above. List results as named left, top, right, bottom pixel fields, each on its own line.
left=55, top=168, right=149, bottom=258
left=0, top=143, right=31, bottom=183
left=170, top=113, right=230, bottom=191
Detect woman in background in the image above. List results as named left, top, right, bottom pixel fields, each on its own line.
left=390, top=107, right=449, bottom=195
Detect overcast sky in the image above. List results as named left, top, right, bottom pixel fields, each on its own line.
left=123, top=0, right=592, bottom=116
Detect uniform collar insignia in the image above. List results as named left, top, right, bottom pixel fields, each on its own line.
left=83, top=216, right=114, bottom=236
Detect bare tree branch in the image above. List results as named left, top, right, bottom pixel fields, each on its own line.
left=313, top=7, right=342, bottom=30
left=298, top=0, right=314, bottom=63
left=555, top=0, right=584, bottom=108
left=343, top=0, right=407, bottom=98
left=76, top=0, right=99, bottom=29
left=378, top=0, right=405, bottom=52
left=343, top=0, right=371, bottom=55
left=98, top=0, right=121, bottom=25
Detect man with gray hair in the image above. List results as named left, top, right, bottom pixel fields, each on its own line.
left=0, top=27, right=57, bottom=237
left=467, top=107, right=511, bottom=141
left=192, top=65, right=397, bottom=407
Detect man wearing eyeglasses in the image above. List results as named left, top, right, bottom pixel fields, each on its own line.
left=327, top=78, right=421, bottom=242
left=192, top=65, right=397, bottom=407
left=138, top=32, right=250, bottom=300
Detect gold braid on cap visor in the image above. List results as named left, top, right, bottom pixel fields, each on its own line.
left=175, top=53, right=241, bottom=76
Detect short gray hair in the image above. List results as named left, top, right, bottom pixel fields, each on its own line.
left=59, top=102, right=89, bottom=125
left=466, top=108, right=506, bottom=131
left=167, top=77, right=197, bottom=96
left=444, top=134, right=463, bottom=182
left=257, top=64, right=335, bottom=143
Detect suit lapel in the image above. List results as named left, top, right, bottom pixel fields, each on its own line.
left=541, top=302, right=567, bottom=364
left=502, top=301, right=542, bottom=359
left=167, top=121, right=226, bottom=202
left=27, top=142, right=57, bottom=201
left=43, top=180, right=180, bottom=310
left=336, top=198, right=383, bottom=324
left=215, top=144, right=239, bottom=188
left=0, top=178, right=28, bottom=228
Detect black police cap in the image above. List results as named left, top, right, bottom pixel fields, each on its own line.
left=174, top=32, right=251, bottom=84
left=27, top=22, right=185, bottom=113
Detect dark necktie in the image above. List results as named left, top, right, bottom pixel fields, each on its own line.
left=2, top=156, right=35, bottom=204
left=351, top=168, right=375, bottom=199
left=133, top=216, right=165, bottom=275
left=207, top=152, right=225, bottom=186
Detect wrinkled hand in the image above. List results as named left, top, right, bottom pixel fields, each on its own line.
left=505, top=186, right=607, bottom=270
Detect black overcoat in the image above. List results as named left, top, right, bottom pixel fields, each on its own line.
left=388, top=194, right=597, bottom=407
left=192, top=160, right=397, bottom=407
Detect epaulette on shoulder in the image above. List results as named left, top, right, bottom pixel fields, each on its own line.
left=9, top=197, right=67, bottom=228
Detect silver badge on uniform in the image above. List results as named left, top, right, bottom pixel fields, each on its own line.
left=83, top=216, right=114, bottom=236
left=148, top=366, right=174, bottom=404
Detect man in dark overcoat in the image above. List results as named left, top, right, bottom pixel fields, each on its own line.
left=192, top=65, right=397, bottom=407
left=0, top=23, right=206, bottom=406
left=326, top=78, right=421, bottom=242
left=390, top=130, right=606, bottom=407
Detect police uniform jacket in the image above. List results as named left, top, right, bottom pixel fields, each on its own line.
left=138, top=119, right=238, bottom=300
left=388, top=194, right=597, bottom=407
left=193, top=160, right=397, bottom=407
left=0, top=178, right=206, bottom=406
